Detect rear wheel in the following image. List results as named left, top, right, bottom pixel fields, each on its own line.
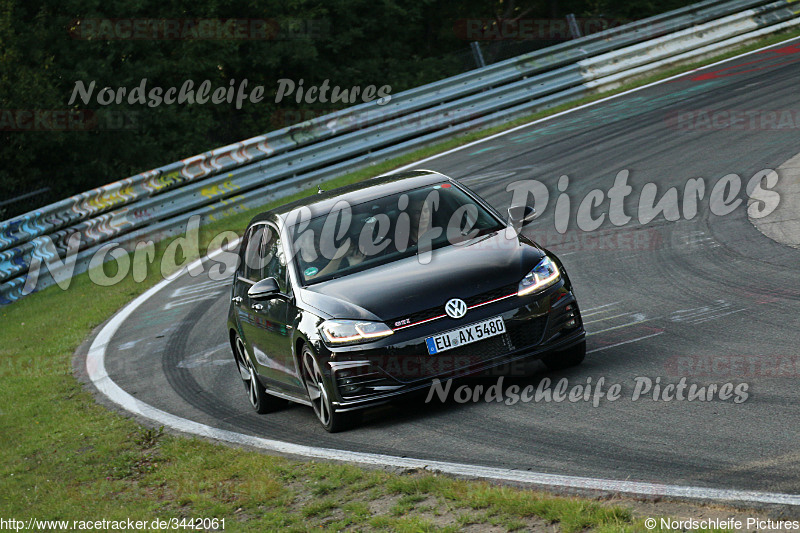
left=543, top=340, right=586, bottom=371
left=233, top=335, right=284, bottom=414
left=301, top=345, right=355, bottom=432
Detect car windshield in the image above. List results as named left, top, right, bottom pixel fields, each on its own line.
left=287, top=182, right=505, bottom=285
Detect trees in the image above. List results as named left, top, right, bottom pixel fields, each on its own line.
left=0, top=0, right=692, bottom=217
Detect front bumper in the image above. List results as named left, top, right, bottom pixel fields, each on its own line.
left=322, top=283, right=586, bottom=412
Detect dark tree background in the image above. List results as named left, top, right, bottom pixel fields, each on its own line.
left=0, top=0, right=693, bottom=218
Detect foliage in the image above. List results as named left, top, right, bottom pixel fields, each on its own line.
left=0, top=0, right=695, bottom=215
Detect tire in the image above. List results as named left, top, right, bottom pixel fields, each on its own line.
left=233, top=335, right=285, bottom=414
left=301, top=344, right=355, bottom=432
left=543, top=340, right=586, bottom=371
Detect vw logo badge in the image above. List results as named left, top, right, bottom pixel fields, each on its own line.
left=445, top=298, right=467, bottom=319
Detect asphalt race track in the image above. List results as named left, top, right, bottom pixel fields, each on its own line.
left=86, top=38, right=800, bottom=500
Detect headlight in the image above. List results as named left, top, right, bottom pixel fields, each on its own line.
left=518, top=256, right=560, bottom=296
left=320, top=319, right=394, bottom=345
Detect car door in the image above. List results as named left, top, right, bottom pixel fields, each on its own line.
left=246, top=223, right=304, bottom=392
left=234, top=223, right=268, bottom=348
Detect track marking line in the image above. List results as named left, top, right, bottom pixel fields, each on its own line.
left=587, top=332, right=665, bottom=354
left=669, top=300, right=747, bottom=325
left=176, top=343, right=232, bottom=369
left=171, top=278, right=229, bottom=297
left=583, top=312, right=631, bottom=325
left=164, top=293, right=223, bottom=310
left=580, top=302, right=621, bottom=314
left=688, top=308, right=747, bottom=324
left=587, top=315, right=657, bottom=336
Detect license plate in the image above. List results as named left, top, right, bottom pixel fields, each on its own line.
left=425, top=316, right=506, bottom=355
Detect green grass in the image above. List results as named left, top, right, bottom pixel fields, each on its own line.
left=4, top=27, right=799, bottom=531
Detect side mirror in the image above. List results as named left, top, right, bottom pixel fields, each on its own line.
left=507, top=205, right=536, bottom=229
left=248, top=277, right=281, bottom=300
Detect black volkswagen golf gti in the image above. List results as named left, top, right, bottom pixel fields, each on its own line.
left=227, top=170, right=585, bottom=431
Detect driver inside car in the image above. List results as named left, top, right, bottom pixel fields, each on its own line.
left=298, top=191, right=438, bottom=281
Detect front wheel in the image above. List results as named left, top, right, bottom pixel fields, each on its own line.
left=301, top=345, right=355, bottom=432
left=543, top=340, right=586, bottom=371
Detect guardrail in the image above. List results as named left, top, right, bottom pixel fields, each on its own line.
left=1, top=0, right=798, bottom=305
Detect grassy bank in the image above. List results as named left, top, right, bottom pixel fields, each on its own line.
left=3, top=29, right=800, bottom=531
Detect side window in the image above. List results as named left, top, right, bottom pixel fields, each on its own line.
left=242, top=225, right=268, bottom=282
left=263, top=227, right=288, bottom=293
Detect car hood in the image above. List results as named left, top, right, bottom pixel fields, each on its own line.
left=298, top=230, right=545, bottom=322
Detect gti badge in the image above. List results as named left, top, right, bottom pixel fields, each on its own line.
left=445, top=298, right=467, bottom=319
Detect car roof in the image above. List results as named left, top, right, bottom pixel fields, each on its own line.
left=249, top=169, right=453, bottom=226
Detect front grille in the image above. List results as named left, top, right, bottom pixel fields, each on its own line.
left=413, top=333, right=515, bottom=378
left=507, top=316, right=548, bottom=349
left=336, top=315, right=552, bottom=395
left=464, top=283, right=517, bottom=307
left=390, top=282, right=517, bottom=329
left=426, top=316, right=548, bottom=367
left=436, top=333, right=513, bottom=360
left=334, top=366, right=402, bottom=399
left=392, top=307, right=443, bottom=328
